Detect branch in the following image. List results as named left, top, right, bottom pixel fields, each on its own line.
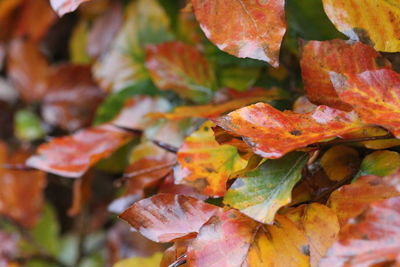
left=309, top=134, right=394, bottom=148
left=168, top=254, right=187, bottom=267
left=152, top=140, right=178, bottom=153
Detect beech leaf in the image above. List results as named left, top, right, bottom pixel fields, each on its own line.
left=191, top=0, right=286, bottom=67
left=224, top=152, right=308, bottom=224
left=119, top=193, right=221, bottom=243
left=215, top=103, right=363, bottom=158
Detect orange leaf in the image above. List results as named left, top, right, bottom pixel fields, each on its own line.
left=145, top=41, right=216, bottom=103
left=332, top=69, right=400, bottom=138
left=149, top=87, right=282, bottom=120
left=175, top=121, right=247, bottom=197
left=322, top=0, right=400, bottom=52
left=119, top=193, right=221, bottom=243
left=27, top=124, right=134, bottom=177
left=286, top=203, right=340, bottom=267
left=0, top=144, right=46, bottom=228
left=191, top=0, right=286, bottom=67
left=215, top=103, right=363, bottom=158
left=187, top=209, right=310, bottom=267
left=300, top=39, right=391, bottom=110
left=327, top=175, right=400, bottom=226
left=320, top=197, right=400, bottom=267
left=50, top=0, right=92, bottom=16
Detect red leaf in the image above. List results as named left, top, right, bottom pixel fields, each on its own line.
left=328, top=175, right=400, bottom=226
left=332, top=69, right=400, bottom=138
left=27, top=124, right=134, bottom=177
left=215, top=103, right=363, bottom=158
left=119, top=193, right=221, bottom=243
left=300, top=40, right=391, bottom=110
left=191, top=0, right=286, bottom=67
left=320, top=197, right=400, bottom=267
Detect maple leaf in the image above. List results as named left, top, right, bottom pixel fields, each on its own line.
left=191, top=0, right=286, bottom=67
left=215, top=102, right=363, bottom=158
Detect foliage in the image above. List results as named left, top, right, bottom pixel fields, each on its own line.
left=0, top=0, right=400, bottom=267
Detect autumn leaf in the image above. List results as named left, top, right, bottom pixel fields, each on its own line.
left=300, top=39, right=391, bottom=110
left=320, top=197, right=400, bottom=267
left=26, top=124, right=134, bottom=177
left=332, top=69, right=400, bottom=138
left=93, top=0, right=172, bottom=92
left=7, top=39, right=49, bottom=103
left=322, top=0, right=400, bottom=52
left=187, top=209, right=310, bottom=267
left=191, top=0, right=286, bottom=67
left=124, top=141, right=175, bottom=196
left=145, top=41, right=216, bottom=103
left=320, top=145, right=360, bottom=181
left=357, top=150, right=400, bottom=178
left=175, top=121, right=247, bottom=197
left=339, top=127, right=400, bottom=149
left=114, top=252, right=163, bottom=267
left=215, top=102, right=363, bottom=158
left=327, top=175, right=400, bottom=226
left=293, top=96, right=317, bottom=114
left=111, top=95, right=170, bottom=130
left=119, top=193, right=221, bottom=243
left=149, top=87, right=282, bottom=120
left=0, top=143, right=46, bottom=228
left=42, top=64, right=105, bottom=131
left=50, top=0, right=92, bottom=16
left=224, top=152, right=308, bottom=224
left=286, top=203, right=340, bottom=267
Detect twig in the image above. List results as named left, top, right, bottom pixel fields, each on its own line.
left=2, top=164, right=36, bottom=171
left=152, top=140, right=179, bottom=153
left=74, top=208, right=88, bottom=266
left=309, top=134, right=394, bottom=148
left=114, top=161, right=177, bottom=187
left=168, top=254, right=187, bottom=267
left=13, top=254, right=68, bottom=267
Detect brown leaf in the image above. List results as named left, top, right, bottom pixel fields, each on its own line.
left=42, top=64, right=105, bottom=131
left=119, top=193, right=221, bottom=243
left=0, top=143, right=46, bottom=228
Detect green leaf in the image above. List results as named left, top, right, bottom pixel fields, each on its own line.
left=220, top=67, right=261, bottom=92
left=94, top=79, right=160, bottom=124
left=355, top=150, right=400, bottom=181
left=224, top=152, right=308, bottom=224
left=14, top=110, right=45, bottom=142
left=20, top=204, right=60, bottom=256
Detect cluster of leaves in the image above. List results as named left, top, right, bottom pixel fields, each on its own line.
left=1, top=0, right=400, bottom=266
